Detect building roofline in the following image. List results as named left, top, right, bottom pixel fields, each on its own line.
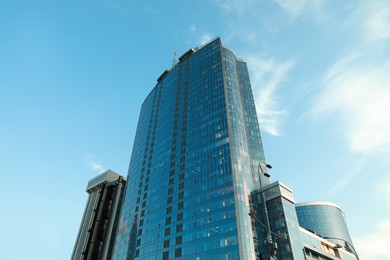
left=155, top=37, right=222, bottom=84
left=196, top=36, right=221, bottom=51
left=300, top=227, right=337, bottom=246
left=263, top=180, right=294, bottom=193
left=296, top=201, right=342, bottom=211
left=86, top=170, right=123, bottom=192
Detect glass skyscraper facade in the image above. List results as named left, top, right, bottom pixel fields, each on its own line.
left=111, top=38, right=268, bottom=259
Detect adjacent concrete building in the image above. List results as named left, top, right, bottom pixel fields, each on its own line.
left=296, top=202, right=358, bottom=259
left=253, top=182, right=357, bottom=260
left=72, top=170, right=126, bottom=260
left=300, top=227, right=356, bottom=260
left=251, top=181, right=304, bottom=259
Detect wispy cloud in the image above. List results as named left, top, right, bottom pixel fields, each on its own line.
left=354, top=221, right=390, bottom=259
left=274, top=0, right=308, bottom=16
left=190, top=25, right=197, bottom=33
left=376, top=177, right=390, bottom=207
left=348, top=1, right=390, bottom=42
left=312, top=53, right=390, bottom=154
left=186, top=25, right=212, bottom=46
left=199, top=34, right=212, bottom=45
left=85, top=155, right=107, bottom=173
left=307, top=1, right=390, bottom=193
left=273, top=0, right=325, bottom=19
left=214, top=0, right=256, bottom=16
left=246, top=57, right=295, bottom=136
left=325, top=157, right=366, bottom=194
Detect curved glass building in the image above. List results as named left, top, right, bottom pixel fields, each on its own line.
left=111, top=38, right=268, bottom=259
left=296, top=201, right=358, bottom=258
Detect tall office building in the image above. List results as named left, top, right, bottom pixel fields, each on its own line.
left=72, top=170, right=126, bottom=260
left=111, top=38, right=269, bottom=259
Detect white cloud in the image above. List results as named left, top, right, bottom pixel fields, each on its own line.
left=273, top=0, right=307, bottom=15
left=199, top=34, right=212, bottom=45
left=349, top=1, right=390, bottom=42
left=214, top=0, right=256, bottom=16
left=325, top=157, right=366, bottom=194
left=246, top=57, right=295, bottom=136
left=273, top=0, right=324, bottom=18
left=186, top=25, right=212, bottom=46
left=354, top=221, right=390, bottom=260
left=376, top=177, right=390, bottom=207
left=313, top=54, right=390, bottom=154
left=85, top=155, right=107, bottom=173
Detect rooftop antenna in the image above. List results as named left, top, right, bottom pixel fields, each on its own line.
left=172, top=51, right=177, bottom=67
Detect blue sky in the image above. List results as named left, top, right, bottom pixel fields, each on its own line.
left=1, top=0, right=389, bottom=259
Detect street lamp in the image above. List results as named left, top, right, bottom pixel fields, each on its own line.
left=248, top=212, right=284, bottom=239
left=249, top=211, right=283, bottom=260
left=333, top=244, right=343, bottom=249
left=257, top=161, right=276, bottom=260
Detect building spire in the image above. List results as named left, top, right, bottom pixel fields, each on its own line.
left=172, top=51, right=177, bottom=66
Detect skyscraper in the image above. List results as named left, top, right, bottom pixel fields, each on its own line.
left=111, top=37, right=269, bottom=259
